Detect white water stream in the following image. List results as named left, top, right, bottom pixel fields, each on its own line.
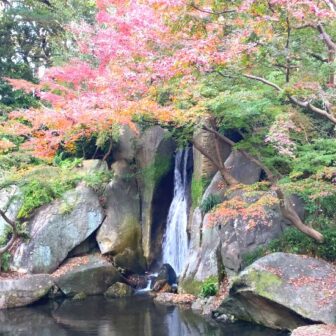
left=162, top=149, right=190, bottom=275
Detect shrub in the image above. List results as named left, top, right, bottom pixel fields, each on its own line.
left=243, top=228, right=336, bottom=267
left=200, top=194, right=221, bottom=213
left=191, top=176, right=210, bottom=208
left=200, top=277, right=218, bottom=298
left=0, top=251, right=11, bottom=272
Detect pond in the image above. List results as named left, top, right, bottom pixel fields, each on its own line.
left=0, top=296, right=290, bottom=336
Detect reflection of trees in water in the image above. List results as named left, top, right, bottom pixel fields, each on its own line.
left=0, top=297, right=289, bottom=336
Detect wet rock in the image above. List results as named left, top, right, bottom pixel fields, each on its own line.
left=12, top=185, right=104, bottom=274
left=104, top=282, right=134, bottom=298
left=0, top=274, right=54, bottom=309
left=153, top=264, right=177, bottom=292
left=53, top=255, right=121, bottom=297
left=154, top=293, right=196, bottom=306
left=72, top=292, right=87, bottom=301
left=217, top=253, right=336, bottom=330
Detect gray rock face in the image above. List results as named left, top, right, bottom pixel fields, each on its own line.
left=201, top=171, right=226, bottom=203
left=0, top=186, right=22, bottom=238
left=0, top=274, right=54, bottom=309
left=224, top=151, right=261, bottom=185
left=113, top=125, right=137, bottom=162
left=218, top=190, right=306, bottom=275
left=12, top=185, right=105, bottom=274
left=217, top=253, right=336, bottom=330
left=185, top=214, right=221, bottom=282
left=96, top=160, right=145, bottom=273
left=54, top=255, right=121, bottom=297
left=136, top=126, right=175, bottom=265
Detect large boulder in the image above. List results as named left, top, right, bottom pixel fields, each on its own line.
left=224, top=151, right=261, bottom=185
left=291, top=325, right=336, bottom=336
left=53, top=255, right=121, bottom=297
left=96, top=160, right=145, bottom=273
left=217, top=253, right=336, bottom=330
left=136, top=126, right=176, bottom=266
left=219, top=190, right=299, bottom=275
left=12, top=184, right=105, bottom=274
left=0, top=274, right=54, bottom=309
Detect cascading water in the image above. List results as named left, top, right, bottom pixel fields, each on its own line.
left=162, top=148, right=190, bottom=275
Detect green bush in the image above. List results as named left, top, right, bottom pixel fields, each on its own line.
left=200, top=277, right=218, bottom=298
left=191, top=176, right=210, bottom=208
left=0, top=251, right=11, bottom=272
left=243, top=228, right=336, bottom=267
left=200, top=194, right=221, bottom=213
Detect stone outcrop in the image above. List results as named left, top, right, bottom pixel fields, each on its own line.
left=12, top=185, right=105, bottom=274
left=96, top=160, right=145, bottom=273
left=182, top=213, right=221, bottom=285
left=216, top=253, right=336, bottom=330
left=224, top=151, right=261, bottom=185
left=135, top=126, right=176, bottom=266
left=53, top=255, right=121, bottom=297
left=0, top=274, right=53, bottom=309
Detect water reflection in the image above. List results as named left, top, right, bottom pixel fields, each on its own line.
left=0, top=296, right=289, bottom=336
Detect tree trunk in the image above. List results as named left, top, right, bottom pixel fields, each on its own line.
left=196, top=123, right=324, bottom=242
left=275, top=187, right=324, bottom=242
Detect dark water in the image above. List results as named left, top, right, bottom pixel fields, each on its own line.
left=0, top=296, right=289, bottom=336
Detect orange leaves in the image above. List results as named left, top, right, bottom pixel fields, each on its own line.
left=208, top=192, right=278, bottom=231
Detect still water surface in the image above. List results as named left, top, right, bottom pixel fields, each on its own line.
left=0, top=296, right=290, bottom=336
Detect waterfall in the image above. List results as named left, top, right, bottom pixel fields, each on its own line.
left=162, top=148, right=190, bottom=275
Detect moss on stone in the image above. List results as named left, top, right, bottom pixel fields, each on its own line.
left=179, top=278, right=203, bottom=296
left=244, top=270, right=282, bottom=300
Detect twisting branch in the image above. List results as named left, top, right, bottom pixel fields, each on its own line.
left=0, top=209, right=18, bottom=270
left=191, top=138, right=239, bottom=186
left=198, top=122, right=324, bottom=242
left=218, top=71, right=336, bottom=126
left=316, top=23, right=336, bottom=87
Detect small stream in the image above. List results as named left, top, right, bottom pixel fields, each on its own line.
left=0, top=296, right=289, bottom=336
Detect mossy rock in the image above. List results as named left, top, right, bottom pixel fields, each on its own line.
left=104, top=282, right=134, bottom=298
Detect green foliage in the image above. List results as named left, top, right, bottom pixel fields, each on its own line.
left=0, top=161, right=113, bottom=219
left=200, top=276, right=218, bottom=298
left=243, top=228, right=336, bottom=267
left=200, top=194, right=221, bottom=213
left=140, top=155, right=172, bottom=186
left=291, top=139, right=336, bottom=177
left=1, top=252, right=11, bottom=272
left=191, top=176, right=210, bottom=208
